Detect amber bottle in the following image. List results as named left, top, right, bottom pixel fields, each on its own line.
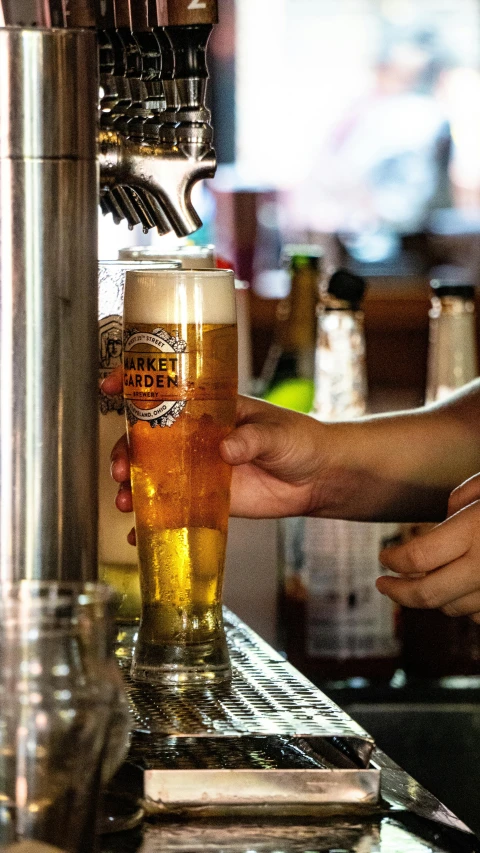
left=402, top=271, right=480, bottom=679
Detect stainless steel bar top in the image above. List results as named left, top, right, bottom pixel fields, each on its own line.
left=101, top=814, right=479, bottom=853
left=108, top=611, right=479, bottom=852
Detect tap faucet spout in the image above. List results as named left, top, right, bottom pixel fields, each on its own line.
left=100, top=129, right=216, bottom=236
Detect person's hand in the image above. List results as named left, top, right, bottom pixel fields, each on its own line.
left=220, top=395, right=335, bottom=518
left=377, top=489, right=480, bottom=622
left=102, top=364, right=332, bottom=521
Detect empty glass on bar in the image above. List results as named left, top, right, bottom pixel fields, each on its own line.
left=123, top=268, right=237, bottom=685
left=0, top=582, right=130, bottom=852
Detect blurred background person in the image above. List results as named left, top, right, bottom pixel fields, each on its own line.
left=286, top=27, right=453, bottom=267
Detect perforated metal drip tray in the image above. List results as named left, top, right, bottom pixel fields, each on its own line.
left=118, top=610, right=381, bottom=814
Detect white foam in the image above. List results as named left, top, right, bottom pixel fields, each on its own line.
left=124, top=269, right=236, bottom=326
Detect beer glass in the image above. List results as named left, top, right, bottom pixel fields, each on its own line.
left=0, top=582, right=130, bottom=852
left=119, top=243, right=216, bottom=269
left=123, top=268, right=237, bottom=685
left=98, top=260, right=180, bottom=656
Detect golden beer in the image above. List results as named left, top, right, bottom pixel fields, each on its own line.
left=123, top=269, right=237, bottom=684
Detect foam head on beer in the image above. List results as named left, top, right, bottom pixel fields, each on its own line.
left=124, top=268, right=236, bottom=326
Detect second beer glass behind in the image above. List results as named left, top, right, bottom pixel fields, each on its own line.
left=123, top=268, right=238, bottom=686
left=98, top=260, right=180, bottom=653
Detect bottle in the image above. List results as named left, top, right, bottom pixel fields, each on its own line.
left=426, top=269, right=478, bottom=403
left=278, top=269, right=401, bottom=682
left=402, top=268, right=480, bottom=679
left=258, top=246, right=323, bottom=413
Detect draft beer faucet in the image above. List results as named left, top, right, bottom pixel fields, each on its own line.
left=98, top=0, right=218, bottom=236
left=0, top=0, right=219, bottom=583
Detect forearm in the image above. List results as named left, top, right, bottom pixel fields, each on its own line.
left=313, top=379, right=480, bottom=523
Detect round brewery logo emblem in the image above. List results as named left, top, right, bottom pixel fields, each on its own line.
left=124, top=327, right=188, bottom=428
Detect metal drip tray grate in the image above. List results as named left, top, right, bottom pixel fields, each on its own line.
left=119, top=611, right=380, bottom=814
left=120, top=609, right=373, bottom=745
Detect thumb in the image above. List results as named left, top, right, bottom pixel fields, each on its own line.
left=221, top=396, right=292, bottom=467
left=220, top=396, right=306, bottom=476
left=221, top=421, right=279, bottom=466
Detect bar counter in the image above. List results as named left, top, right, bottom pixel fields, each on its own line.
left=101, top=612, right=480, bottom=853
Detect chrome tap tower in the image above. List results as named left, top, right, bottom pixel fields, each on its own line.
left=0, top=0, right=218, bottom=583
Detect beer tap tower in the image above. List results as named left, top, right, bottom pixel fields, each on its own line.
left=0, top=0, right=218, bottom=584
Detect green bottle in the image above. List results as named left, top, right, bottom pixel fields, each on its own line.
left=260, top=246, right=323, bottom=413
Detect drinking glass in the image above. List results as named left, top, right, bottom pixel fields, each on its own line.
left=119, top=243, right=216, bottom=269
left=0, top=582, right=130, bottom=852
left=123, top=268, right=237, bottom=686
left=98, top=259, right=181, bottom=658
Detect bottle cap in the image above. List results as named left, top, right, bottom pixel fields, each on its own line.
left=326, top=268, right=367, bottom=309
left=430, top=266, right=475, bottom=299
left=282, top=245, right=324, bottom=272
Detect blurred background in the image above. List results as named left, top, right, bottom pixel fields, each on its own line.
left=101, top=0, right=480, bottom=409
left=99, top=1, right=480, bottom=832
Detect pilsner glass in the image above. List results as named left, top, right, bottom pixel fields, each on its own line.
left=98, top=260, right=180, bottom=655
left=123, top=268, right=237, bottom=685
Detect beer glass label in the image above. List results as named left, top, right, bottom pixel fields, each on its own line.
left=123, top=326, right=188, bottom=428
left=99, top=314, right=124, bottom=415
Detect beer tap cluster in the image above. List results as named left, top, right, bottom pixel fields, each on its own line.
left=0, top=0, right=218, bottom=585
left=97, top=1, right=217, bottom=236
left=2, top=0, right=217, bottom=235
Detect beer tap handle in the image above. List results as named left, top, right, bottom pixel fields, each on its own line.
left=148, top=0, right=167, bottom=25
left=165, top=22, right=212, bottom=109
left=166, top=0, right=217, bottom=26
left=65, top=0, right=96, bottom=27
left=93, top=0, right=115, bottom=28
left=163, top=0, right=218, bottom=152
left=113, top=0, right=131, bottom=27
left=112, top=0, right=172, bottom=233
left=49, top=0, right=68, bottom=26
left=165, top=0, right=218, bottom=105
left=113, top=12, right=142, bottom=81
left=97, top=0, right=218, bottom=235
left=130, top=0, right=148, bottom=31
left=0, top=2, right=94, bottom=29
left=132, top=2, right=163, bottom=87
left=145, top=0, right=176, bottom=145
